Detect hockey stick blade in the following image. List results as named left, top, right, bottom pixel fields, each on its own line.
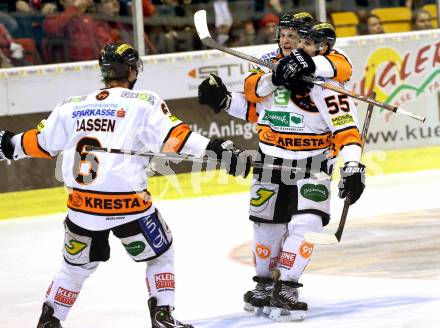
left=194, top=10, right=276, bottom=70
left=193, top=10, right=211, bottom=40
left=193, top=10, right=425, bottom=123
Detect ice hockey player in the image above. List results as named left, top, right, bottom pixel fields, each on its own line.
left=243, top=11, right=353, bottom=107
left=0, top=42, right=251, bottom=328
left=200, top=11, right=354, bottom=317
left=198, top=21, right=366, bottom=321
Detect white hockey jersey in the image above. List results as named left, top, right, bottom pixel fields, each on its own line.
left=12, top=87, right=210, bottom=230
left=228, top=78, right=362, bottom=163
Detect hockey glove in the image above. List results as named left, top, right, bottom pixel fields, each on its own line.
left=198, top=74, right=231, bottom=114
left=272, top=49, right=316, bottom=89
left=288, top=74, right=314, bottom=96
left=0, top=130, right=15, bottom=160
left=206, top=139, right=251, bottom=178
left=338, top=162, right=366, bottom=205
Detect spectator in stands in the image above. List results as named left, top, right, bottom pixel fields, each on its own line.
left=0, top=23, right=29, bottom=66
left=357, top=13, right=384, bottom=35
left=255, top=12, right=279, bottom=45
left=94, top=0, right=124, bottom=43
left=0, top=11, right=18, bottom=33
left=94, top=0, right=157, bottom=54
left=411, top=8, right=433, bottom=30
left=230, top=20, right=256, bottom=47
left=268, top=0, right=282, bottom=14
left=42, top=0, right=113, bottom=63
left=214, top=0, right=233, bottom=45
left=16, top=0, right=58, bottom=15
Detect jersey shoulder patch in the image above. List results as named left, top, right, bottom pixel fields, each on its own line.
left=120, top=90, right=157, bottom=106
left=60, top=95, right=88, bottom=106
left=260, top=49, right=279, bottom=61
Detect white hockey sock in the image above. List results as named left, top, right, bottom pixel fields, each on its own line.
left=279, top=213, right=322, bottom=282
left=45, top=260, right=99, bottom=321
left=146, top=245, right=175, bottom=308
left=252, top=223, right=287, bottom=278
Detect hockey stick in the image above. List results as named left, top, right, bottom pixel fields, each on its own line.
left=304, top=92, right=376, bottom=245
left=84, top=146, right=319, bottom=174
left=193, top=10, right=425, bottom=123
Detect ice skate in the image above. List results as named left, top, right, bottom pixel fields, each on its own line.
left=268, top=280, right=308, bottom=322
left=148, top=297, right=193, bottom=328
left=243, top=276, right=273, bottom=316
left=36, top=302, right=63, bottom=328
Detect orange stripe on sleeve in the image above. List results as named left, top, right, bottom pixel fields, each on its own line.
left=21, top=129, right=52, bottom=159
left=246, top=102, right=259, bottom=123
left=162, top=123, right=192, bottom=153
left=244, top=72, right=265, bottom=103
left=331, top=127, right=362, bottom=157
left=326, top=52, right=352, bottom=82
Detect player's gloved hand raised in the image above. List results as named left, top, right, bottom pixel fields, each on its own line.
left=338, top=162, right=366, bottom=205
left=272, top=49, right=316, bottom=88
left=198, top=74, right=231, bottom=114
left=206, top=139, right=251, bottom=178
left=0, top=130, right=15, bottom=160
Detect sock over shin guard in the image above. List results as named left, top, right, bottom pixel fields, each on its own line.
left=279, top=213, right=322, bottom=282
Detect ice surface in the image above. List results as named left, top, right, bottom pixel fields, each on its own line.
left=1, top=170, right=439, bottom=327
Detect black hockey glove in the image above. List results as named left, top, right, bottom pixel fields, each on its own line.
left=0, top=130, right=15, bottom=160
left=272, top=49, right=316, bottom=89
left=288, top=74, right=314, bottom=96
left=206, top=139, right=251, bottom=178
left=338, top=162, right=366, bottom=205
left=198, top=74, right=231, bottom=114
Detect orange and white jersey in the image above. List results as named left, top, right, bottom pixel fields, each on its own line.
left=228, top=78, right=362, bottom=163
left=244, top=47, right=353, bottom=103
left=11, top=87, right=210, bottom=230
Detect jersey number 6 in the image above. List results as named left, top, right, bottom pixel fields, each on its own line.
left=324, top=94, right=349, bottom=115
left=73, top=137, right=102, bottom=185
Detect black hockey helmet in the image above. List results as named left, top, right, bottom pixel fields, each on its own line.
left=297, top=20, right=336, bottom=55
left=277, top=11, right=313, bottom=33
left=99, top=43, right=143, bottom=81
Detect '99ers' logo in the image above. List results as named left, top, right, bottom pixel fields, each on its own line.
left=255, top=243, right=271, bottom=259
left=299, top=241, right=314, bottom=259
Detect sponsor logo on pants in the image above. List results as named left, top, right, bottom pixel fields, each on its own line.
left=269, top=256, right=279, bottom=270
left=46, top=282, right=53, bottom=298
left=255, top=243, right=271, bottom=259
left=54, top=287, right=79, bottom=307
left=299, top=241, right=314, bottom=259
left=155, top=273, right=175, bottom=291
left=279, top=251, right=296, bottom=268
